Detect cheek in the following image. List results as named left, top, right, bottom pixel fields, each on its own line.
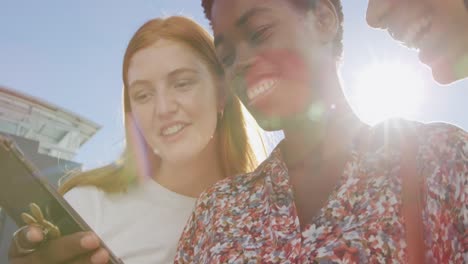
left=271, top=50, right=312, bottom=112
left=247, top=49, right=314, bottom=117
left=182, top=97, right=218, bottom=152
left=247, top=49, right=311, bottom=86
left=130, top=105, right=154, bottom=141
left=182, top=88, right=219, bottom=129
left=272, top=49, right=309, bottom=83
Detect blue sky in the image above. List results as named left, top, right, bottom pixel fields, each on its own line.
left=1, top=1, right=467, bottom=169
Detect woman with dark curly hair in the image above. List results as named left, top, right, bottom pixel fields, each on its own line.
left=175, top=0, right=467, bottom=263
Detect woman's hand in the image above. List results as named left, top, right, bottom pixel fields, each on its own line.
left=8, top=225, right=110, bottom=264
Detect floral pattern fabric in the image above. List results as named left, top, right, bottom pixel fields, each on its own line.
left=175, top=121, right=468, bottom=263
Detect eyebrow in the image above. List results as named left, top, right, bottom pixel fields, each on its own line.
left=167, top=68, right=199, bottom=79
left=129, top=68, right=198, bottom=90
left=236, top=7, right=271, bottom=28
left=214, top=7, right=271, bottom=48
left=128, top=80, right=151, bottom=91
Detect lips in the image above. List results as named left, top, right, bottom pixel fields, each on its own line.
left=247, top=78, right=278, bottom=103
left=160, top=122, right=189, bottom=137
left=400, top=16, right=432, bottom=48
left=381, top=6, right=443, bottom=64
left=385, top=10, right=446, bottom=69
left=241, top=49, right=312, bottom=118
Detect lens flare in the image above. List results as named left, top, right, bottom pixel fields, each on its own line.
left=350, top=62, right=426, bottom=125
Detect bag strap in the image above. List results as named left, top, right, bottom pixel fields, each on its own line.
left=399, top=131, right=426, bottom=263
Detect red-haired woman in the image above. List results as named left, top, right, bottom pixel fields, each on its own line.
left=9, top=16, right=257, bottom=264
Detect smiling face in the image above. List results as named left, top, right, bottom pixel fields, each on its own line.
left=366, top=0, right=468, bottom=84
left=127, top=39, right=220, bottom=163
left=210, top=0, right=338, bottom=130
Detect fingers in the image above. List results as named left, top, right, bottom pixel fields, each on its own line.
left=0, top=134, right=12, bottom=149
left=23, top=225, right=45, bottom=244
left=9, top=248, right=110, bottom=264
left=38, top=232, right=101, bottom=262
left=22, top=203, right=61, bottom=239
left=68, top=248, right=110, bottom=264
left=9, top=231, right=102, bottom=264
left=8, top=225, right=44, bottom=258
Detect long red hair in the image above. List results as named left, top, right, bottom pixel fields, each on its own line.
left=59, top=16, right=257, bottom=194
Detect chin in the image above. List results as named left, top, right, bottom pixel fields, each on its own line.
left=429, top=54, right=468, bottom=85
left=256, top=114, right=312, bottom=132
left=258, top=121, right=284, bottom=132
left=249, top=104, right=314, bottom=132
left=252, top=113, right=285, bottom=132
left=432, top=68, right=458, bottom=86
left=165, top=155, right=193, bottom=165
left=160, top=149, right=195, bottom=163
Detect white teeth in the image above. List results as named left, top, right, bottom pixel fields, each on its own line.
left=402, top=16, right=432, bottom=47
left=162, top=124, right=184, bottom=136
left=247, top=79, right=277, bottom=101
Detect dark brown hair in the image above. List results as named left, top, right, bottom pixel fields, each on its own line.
left=201, top=0, right=344, bottom=58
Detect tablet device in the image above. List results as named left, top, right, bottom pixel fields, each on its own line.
left=0, top=135, right=123, bottom=263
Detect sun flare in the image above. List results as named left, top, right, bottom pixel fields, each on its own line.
left=350, top=62, right=425, bottom=125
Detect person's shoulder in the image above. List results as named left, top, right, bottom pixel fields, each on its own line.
left=379, top=118, right=466, bottom=136
left=417, top=122, right=467, bottom=162
left=62, top=186, right=109, bottom=230
left=63, top=185, right=110, bottom=212
left=371, top=118, right=467, bottom=145
left=64, top=185, right=105, bottom=201
left=418, top=121, right=467, bottom=141
left=65, top=185, right=140, bottom=209
left=64, top=185, right=101, bottom=194
left=370, top=118, right=423, bottom=136
left=372, top=118, right=467, bottom=162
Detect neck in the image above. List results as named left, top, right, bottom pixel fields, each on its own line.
left=153, top=136, right=224, bottom=198
left=281, top=71, right=365, bottom=167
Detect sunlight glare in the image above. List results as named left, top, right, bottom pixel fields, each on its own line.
left=350, top=62, right=425, bottom=125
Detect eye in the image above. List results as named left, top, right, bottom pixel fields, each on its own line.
left=132, top=90, right=153, bottom=103
left=249, top=25, right=272, bottom=44
left=220, top=52, right=235, bottom=67
left=174, top=79, right=196, bottom=90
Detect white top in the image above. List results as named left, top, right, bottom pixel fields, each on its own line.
left=64, top=179, right=197, bottom=264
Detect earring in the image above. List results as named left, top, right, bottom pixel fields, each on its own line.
left=153, top=148, right=160, bottom=155
left=218, top=109, right=224, bottom=120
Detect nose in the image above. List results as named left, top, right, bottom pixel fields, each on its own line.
left=231, top=42, right=257, bottom=81
left=154, top=90, right=177, bottom=119
left=366, top=0, right=393, bottom=29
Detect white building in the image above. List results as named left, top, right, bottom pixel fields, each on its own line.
left=0, top=86, right=100, bottom=160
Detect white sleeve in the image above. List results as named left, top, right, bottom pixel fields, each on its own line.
left=64, top=186, right=104, bottom=233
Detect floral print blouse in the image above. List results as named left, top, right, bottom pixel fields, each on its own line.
left=175, top=121, right=467, bottom=263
